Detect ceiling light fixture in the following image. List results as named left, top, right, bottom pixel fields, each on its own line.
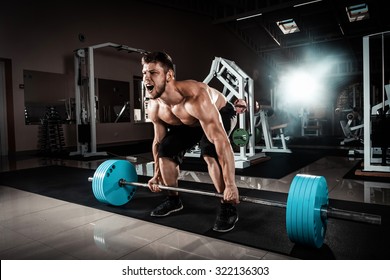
left=338, top=23, right=345, bottom=35
left=270, top=34, right=281, bottom=46
left=293, top=0, right=323, bottom=8
left=236, top=12, right=262, bottom=21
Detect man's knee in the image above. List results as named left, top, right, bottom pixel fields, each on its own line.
left=159, top=157, right=179, bottom=186
left=203, top=155, right=217, bottom=166
left=159, top=157, right=178, bottom=168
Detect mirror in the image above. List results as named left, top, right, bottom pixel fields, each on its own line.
left=97, top=78, right=130, bottom=123
left=23, top=70, right=74, bottom=125
left=23, top=70, right=145, bottom=124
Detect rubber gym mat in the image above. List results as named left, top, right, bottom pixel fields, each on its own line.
left=0, top=165, right=389, bottom=260
left=343, top=159, right=390, bottom=183
left=181, top=148, right=348, bottom=179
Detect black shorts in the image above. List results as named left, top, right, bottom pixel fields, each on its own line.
left=158, top=102, right=236, bottom=165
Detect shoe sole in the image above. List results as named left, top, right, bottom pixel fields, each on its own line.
left=212, top=216, right=239, bottom=233
left=150, top=205, right=184, bottom=217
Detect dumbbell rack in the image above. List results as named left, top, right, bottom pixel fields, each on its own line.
left=38, top=106, right=66, bottom=155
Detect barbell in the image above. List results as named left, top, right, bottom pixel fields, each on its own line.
left=88, top=159, right=381, bottom=248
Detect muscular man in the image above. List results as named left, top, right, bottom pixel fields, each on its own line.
left=142, top=51, right=240, bottom=232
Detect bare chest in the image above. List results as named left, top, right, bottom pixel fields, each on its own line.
left=159, top=103, right=198, bottom=126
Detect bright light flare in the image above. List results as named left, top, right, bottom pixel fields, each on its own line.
left=276, top=57, right=335, bottom=107
left=281, top=70, right=321, bottom=104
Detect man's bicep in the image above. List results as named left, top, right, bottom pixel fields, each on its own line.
left=152, top=121, right=166, bottom=143
left=200, top=114, right=227, bottom=145
left=195, top=103, right=225, bottom=141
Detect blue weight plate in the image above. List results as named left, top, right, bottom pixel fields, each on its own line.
left=302, top=175, right=315, bottom=246
left=94, top=160, right=118, bottom=203
left=312, top=175, right=328, bottom=248
left=287, top=174, right=308, bottom=246
left=286, top=174, right=328, bottom=248
left=92, top=160, right=138, bottom=206
left=303, top=176, right=316, bottom=246
left=92, top=160, right=113, bottom=203
left=286, top=174, right=303, bottom=245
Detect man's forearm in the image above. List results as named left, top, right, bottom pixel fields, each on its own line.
left=216, top=142, right=236, bottom=189
left=152, top=141, right=160, bottom=175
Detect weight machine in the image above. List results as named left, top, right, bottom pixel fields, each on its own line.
left=336, top=83, right=364, bottom=146
left=70, top=42, right=147, bottom=157
left=362, top=32, right=390, bottom=172
left=254, top=105, right=291, bottom=153
left=339, top=108, right=364, bottom=146
left=185, top=57, right=266, bottom=168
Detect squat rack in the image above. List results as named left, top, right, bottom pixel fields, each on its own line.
left=362, top=32, right=390, bottom=173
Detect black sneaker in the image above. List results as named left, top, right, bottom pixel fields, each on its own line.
left=150, top=196, right=183, bottom=217
left=213, top=203, right=238, bottom=232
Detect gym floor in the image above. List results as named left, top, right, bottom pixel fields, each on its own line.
left=0, top=148, right=389, bottom=260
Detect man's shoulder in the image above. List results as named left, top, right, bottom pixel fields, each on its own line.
left=177, top=79, right=203, bottom=87
left=176, top=80, right=208, bottom=95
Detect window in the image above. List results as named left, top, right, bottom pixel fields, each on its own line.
left=277, top=19, right=300, bottom=34
left=346, top=3, right=369, bottom=22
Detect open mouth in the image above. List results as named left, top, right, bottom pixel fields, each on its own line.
left=146, top=85, right=154, bottom=92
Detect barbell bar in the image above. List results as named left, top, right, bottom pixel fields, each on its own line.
left=88, top=159, right=381, bottom=248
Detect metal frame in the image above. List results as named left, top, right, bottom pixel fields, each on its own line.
left=0, top=61, right=8, bottom=156
left=254, top=106, right=291, bottom=153
left=186, top=57, right=266, bottom=168
left=70, top=42, right=147, bottom=157
left=362, top=32, right=390, bottom=172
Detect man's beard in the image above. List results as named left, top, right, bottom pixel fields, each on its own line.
left=149, top=84, right=165, bottom=100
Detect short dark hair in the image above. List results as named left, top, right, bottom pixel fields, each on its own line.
left=141, top=51, right=174, bottom=73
